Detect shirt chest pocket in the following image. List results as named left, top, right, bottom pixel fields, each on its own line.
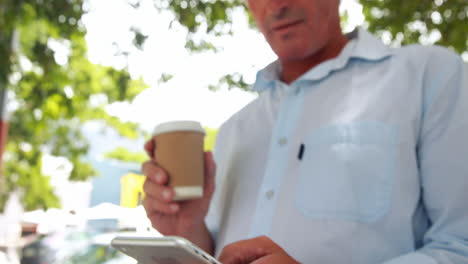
left=296, top=122, right=397, bottom=222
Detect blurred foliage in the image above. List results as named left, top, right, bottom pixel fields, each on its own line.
left=185, top=39, right=219, bottom=53
left=158, top=73, right=174, bottom=83
left=0, top=0, right=148, bottom=211
left=360, top=0, right=467, bottom=54
left=155, top=0, right=249, bottom=35
left=208, top=73, right=249, bottom=91
left=104, top=127, right=218, bottom=164
left=105, top=146, right=148, bottom=164
left=64, top=244, right=123, bottom=264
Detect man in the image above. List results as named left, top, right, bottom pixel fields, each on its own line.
left=142, top=0, right=468, bottom=263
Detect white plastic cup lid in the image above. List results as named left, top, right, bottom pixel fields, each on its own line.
left=152, top=121, right=205, bottom=136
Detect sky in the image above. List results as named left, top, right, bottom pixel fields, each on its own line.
left=82, top=0, right=366, bottom=131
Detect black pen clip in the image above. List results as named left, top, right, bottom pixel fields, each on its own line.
left=298, top=144, right=305, bottom=161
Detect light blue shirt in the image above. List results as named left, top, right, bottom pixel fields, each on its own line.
left=207, top=28, right=468, bottom=263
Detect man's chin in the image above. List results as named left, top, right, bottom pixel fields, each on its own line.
left=271, top=42, right=316, bottom=63
left=276, top=50, right=312, bottom=63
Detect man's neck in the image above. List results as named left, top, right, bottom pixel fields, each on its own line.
left=280, top=33, right=349, bottom=84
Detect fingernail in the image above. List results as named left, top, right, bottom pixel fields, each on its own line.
left=170, top=204, right=179, bottom=212
left=163, top=190, right=171, bottom=200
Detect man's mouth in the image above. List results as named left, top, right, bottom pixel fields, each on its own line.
left=271, top=20, right=304, bottom=32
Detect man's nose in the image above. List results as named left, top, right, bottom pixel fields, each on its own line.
left=265, top=0, right=290, bottom=15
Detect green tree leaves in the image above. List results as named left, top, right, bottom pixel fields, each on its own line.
left=1, top=0, right=148, bottom=211
left=105, top=147, right=148, bottom=164
left=360, top=0, right=467, bottom=53
left=164, top=0, right=247, bottom=34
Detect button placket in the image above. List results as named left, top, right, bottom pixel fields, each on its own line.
left=249, top=87, right=306, bottom=238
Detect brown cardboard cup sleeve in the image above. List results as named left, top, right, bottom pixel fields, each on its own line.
left=153, top=121, right=205, bottom=200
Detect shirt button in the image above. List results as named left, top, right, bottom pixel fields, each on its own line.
left=278, top=138, right=288, bottom=146
left=265, top=190, right=275, bottom=200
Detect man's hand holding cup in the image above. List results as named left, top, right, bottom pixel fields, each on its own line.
left=141, top=121, right=216, bottom=252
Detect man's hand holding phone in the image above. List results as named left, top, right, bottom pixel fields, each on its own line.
left=219, top=236, right=300, bottom=264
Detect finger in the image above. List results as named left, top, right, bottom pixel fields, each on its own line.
left=144, top=139, right=155, bottom=159
left=143, top=195, right=180, bottom=215
left=254, top=236, right=283, bottom=252
left=143, top=177, right=175, bottom=202
left=141, top=160, right=168, bottom=185
left=219, top=247, right=265, bottom=264
left=204, top=151, right=216, bottom=198
left=218, top=236, right=281, bottom=264
left=252, top=252, right=299, bottom=264
left=218, top=239, right=268, bottom=264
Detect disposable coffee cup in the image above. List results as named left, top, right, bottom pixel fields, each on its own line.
left=152, top=121, right=205, bottom=201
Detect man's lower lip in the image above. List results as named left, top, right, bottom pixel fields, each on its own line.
left=273, top=21, right=303, bottom=33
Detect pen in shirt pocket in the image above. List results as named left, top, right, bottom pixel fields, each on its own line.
left=298, top=143, right=305, bottom=161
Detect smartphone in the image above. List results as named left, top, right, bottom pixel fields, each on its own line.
left=111, top=235, right=221, bottom=264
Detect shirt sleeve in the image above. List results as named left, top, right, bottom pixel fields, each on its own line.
left=384, top=51, right=468, bottom=263
left=205, top=120, right=233, bottom=247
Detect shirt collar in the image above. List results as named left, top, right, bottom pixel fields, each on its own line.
left=252, top=28, right=394, bottom=92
